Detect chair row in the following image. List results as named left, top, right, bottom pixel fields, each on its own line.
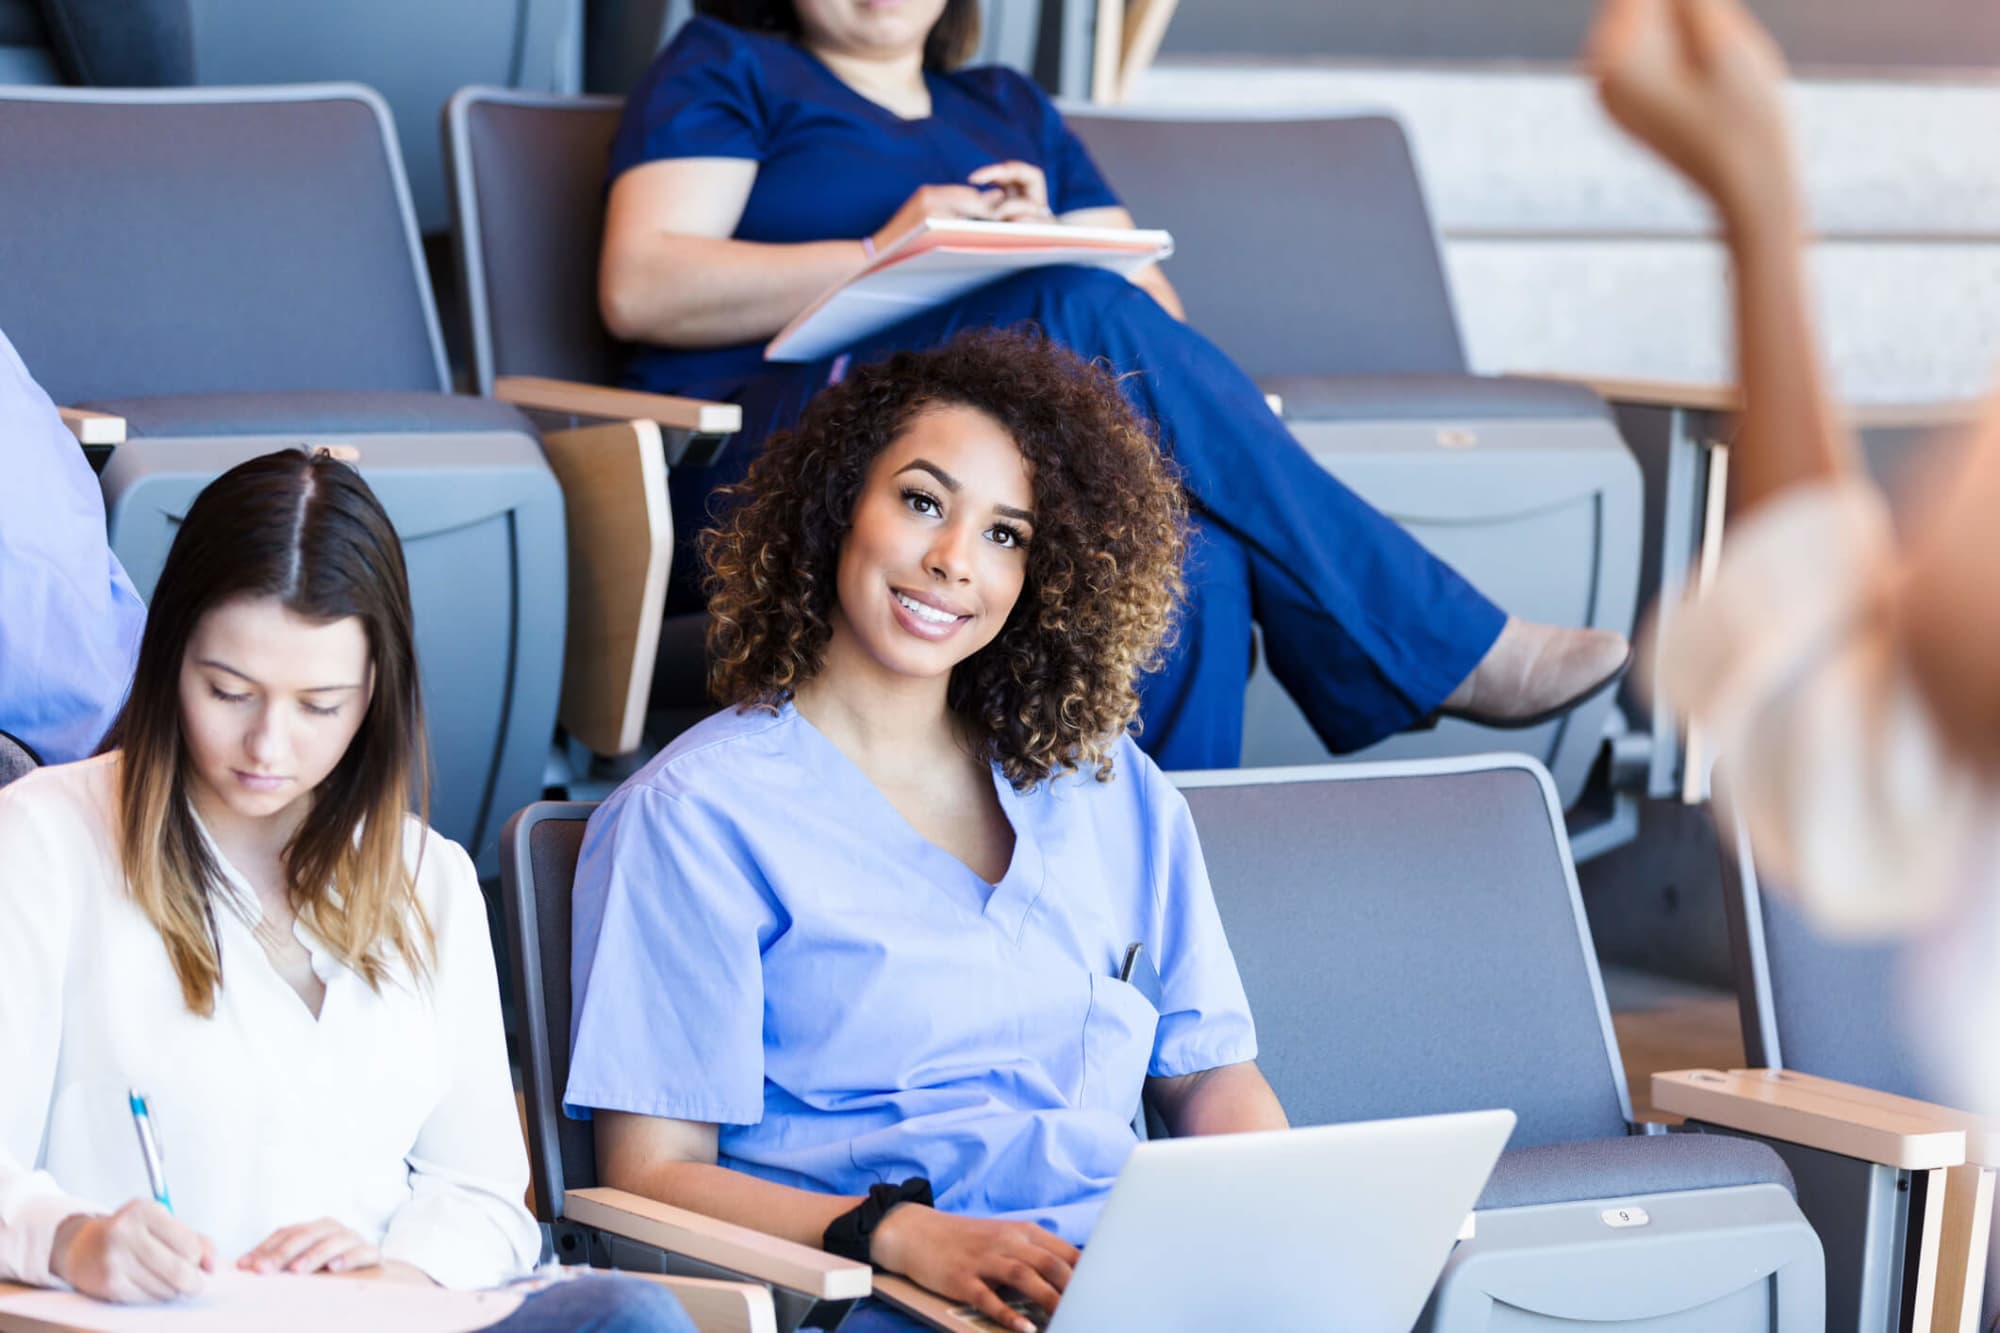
left=1, top=80, right=1689, bottom=866
left=499, top=753, right=1994, bottom=1333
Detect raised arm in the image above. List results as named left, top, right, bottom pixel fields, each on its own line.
left=1593, top=0, right=2000, bottom=765
left=1590, top=0, right=1854, bottom=514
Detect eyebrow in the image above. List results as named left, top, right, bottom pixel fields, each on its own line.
left=196, top=659, right=363, bottom=693
left=896, top=459, right=1035, bottom=525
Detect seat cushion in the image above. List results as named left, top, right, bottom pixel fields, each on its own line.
left=80, top=390, right=535, bottom=439
left=1477, top=1132, right=1797, bottom=1211
left=1257, top=371, right=1610, bottom=423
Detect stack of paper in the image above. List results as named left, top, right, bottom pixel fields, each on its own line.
left=765, top=218, right=1173, bottom=363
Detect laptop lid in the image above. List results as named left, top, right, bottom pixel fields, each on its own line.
left=879, top=1108, right=1514, bottom=1333
left=1072, top=1108, right=1513, bottom=1331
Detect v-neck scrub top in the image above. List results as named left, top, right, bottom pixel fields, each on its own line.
left=564, top=704, right=1256, bottom=1243
left=0, top=754, right=542, bottom=1290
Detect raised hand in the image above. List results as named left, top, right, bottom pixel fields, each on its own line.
left=1588, top=0, right=1796, bottom=225
left=49, top=1200, right=215, bottom=1304
left=871, top=1203, right=1079, bottom=1333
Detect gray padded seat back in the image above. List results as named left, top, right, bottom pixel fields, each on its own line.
left=500, top=802, right=602, bottom=1220
left=1176, top=758, right=1632, bottom=1147
left=1066, top=113, right=1468, bottom=381
left=446, top=89, right=625, bottom=395
left=187, top=0, right=579, bottom=232
left=0, top=85, right=446, bottom=407
left=1725, top=827, right=1933, bottom=1098
left=1763, top=890, right=1927, bottom=1095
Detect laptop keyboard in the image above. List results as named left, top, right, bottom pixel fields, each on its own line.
left=950, top=1298, right=1051, bottom=1331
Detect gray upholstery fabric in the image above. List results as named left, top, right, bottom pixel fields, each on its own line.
left=186, top=0, right=579, bottom=233
left=452, top=93, right=624, bottom=392
left=1477, top=1133, right=1796, bottom=1210
left=34, top=0, right=191, bottom=84
left=1259, top=371, right=1611, bottom=423
left=0, top=733, right=39, bottom=788
left=84, top=390, right=534, bottom=439
left=1179, top=764, right=1632, bottom=1149
left=1755, top=880, right=1934, bottom=1100
left=0, top=89, right=444, bottom=407
left=1068, top=114, right=1468, bottom=381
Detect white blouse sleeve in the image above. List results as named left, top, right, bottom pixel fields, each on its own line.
left=1656, top=479, right=1985, bottom=937
left=0, top=778, right=99, bottom=1287
left=375, top=833, right=542, bottom=1288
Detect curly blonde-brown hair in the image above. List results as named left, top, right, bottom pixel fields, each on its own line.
left=702, top=329, right=1188, bottom=789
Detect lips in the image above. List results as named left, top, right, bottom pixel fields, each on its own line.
left=232, top=769, right=289, bottom=793
left=891, top=587, right=972, bottom=640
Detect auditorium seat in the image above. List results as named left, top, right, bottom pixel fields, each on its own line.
left=1176, top=757, right=1824, bottom=1329
left=1070, top=112, right=1652, bottom=831
left=0, top=84, right=734, bottom=870
left=1665, top=798, right=1999, bottom=1331
left=444, top=85, right=739, bottom=751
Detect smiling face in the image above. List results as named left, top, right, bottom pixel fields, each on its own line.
left=826, top=402, right=1035, bottom=693
left=793, top=0, right=948, bottom=60
left=177, top=594, right=375, bottom=829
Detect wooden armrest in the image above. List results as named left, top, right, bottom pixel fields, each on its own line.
left=58, top=406, right=126, bottom=446
left=1726, top=1069, right=2000, bottom=1167
left=496, top=376, right=742, bottom=435
left=1508, top=372, right=1741, bottom=414
left=562, top=1186, right=871, bottom=1301
left=619, top=1273, right=777, bottom=1333
left=1653, top=1069, right=1966, bottom=1169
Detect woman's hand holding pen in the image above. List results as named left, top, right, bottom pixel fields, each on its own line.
left=968, top=161, right=1053, bottom=222
left=49, top=1201, right=215, bottom=1304
left=868, top=163, right=1057, bottom=256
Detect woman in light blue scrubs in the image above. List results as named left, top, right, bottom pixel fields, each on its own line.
left=565, top=331, right=1291, bottom=1332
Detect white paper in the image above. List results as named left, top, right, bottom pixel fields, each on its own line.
left=0, top=1270, right=525, bottom=1333
left=766, top=220, right=1173, bottom=363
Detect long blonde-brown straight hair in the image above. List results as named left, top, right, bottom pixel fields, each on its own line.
left=101, top=450, right=433, bottom=1016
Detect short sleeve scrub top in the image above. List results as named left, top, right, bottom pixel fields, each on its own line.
left=563, top=703, right=1258, bottom=1244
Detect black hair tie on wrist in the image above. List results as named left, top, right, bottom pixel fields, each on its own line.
left=823, top=1177, right=934, bottom=1266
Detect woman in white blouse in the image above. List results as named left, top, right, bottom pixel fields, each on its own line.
left=0, top=450, right=691, bottom=1330
left=1591, top=0, right=2000, bottom=1108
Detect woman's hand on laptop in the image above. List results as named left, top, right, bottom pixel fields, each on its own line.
left=872, top=1204, right=1078, bottom=1333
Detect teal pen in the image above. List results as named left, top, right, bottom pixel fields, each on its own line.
left=127, top=1089, right=173, bottom=1214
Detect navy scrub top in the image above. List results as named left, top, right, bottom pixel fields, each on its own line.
left=608, top=16, right=1122, bottom=398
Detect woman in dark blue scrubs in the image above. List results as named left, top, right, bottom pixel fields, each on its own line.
left=599, top=0, right=1629, bottom=767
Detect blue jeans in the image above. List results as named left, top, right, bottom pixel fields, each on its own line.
left=814, top=1300, right=934, bottom=1332
left=661, top=267, right=1505, bottom=765
left=483, top=1275, right=697, bottom=1332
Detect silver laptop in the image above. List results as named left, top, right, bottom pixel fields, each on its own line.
left=875, top=1108, right=1514, bottom=1333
